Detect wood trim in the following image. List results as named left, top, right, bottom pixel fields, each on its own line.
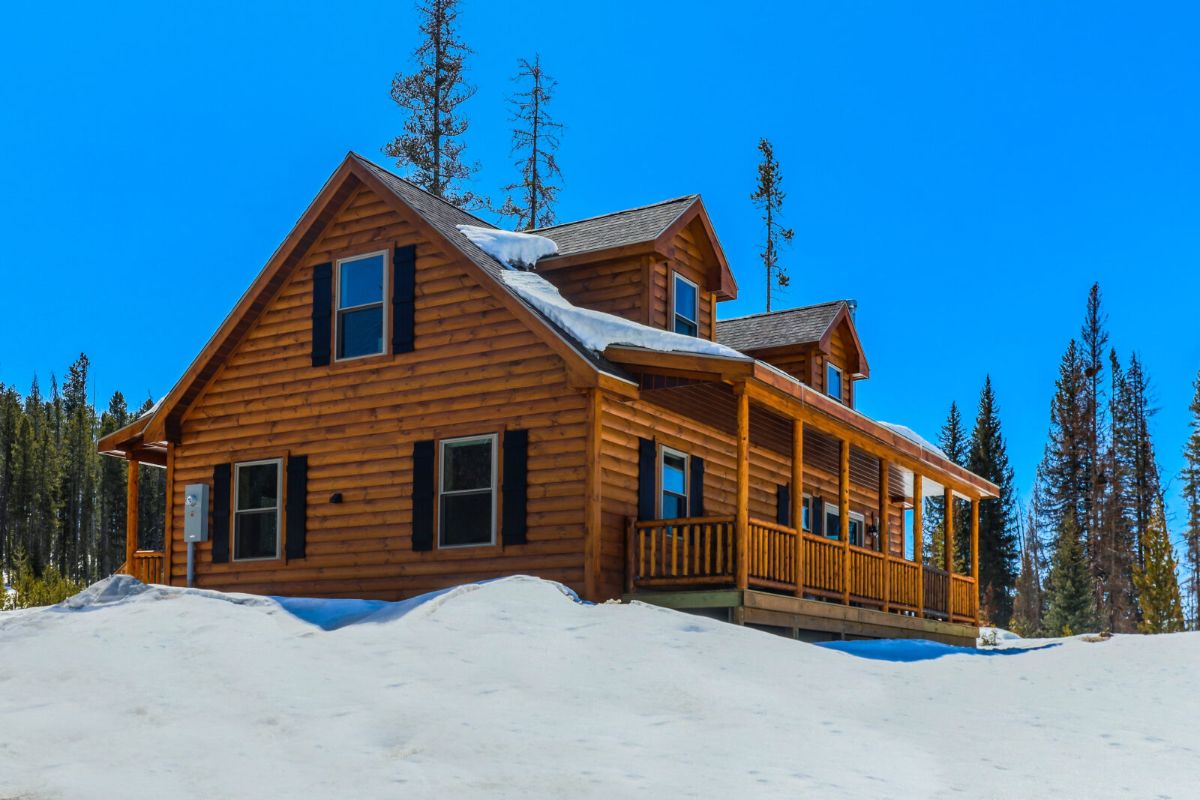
left=971, top=495, right=981, bottom=625
left=163, top=444, right=175, bottom=586
left=125, top=456, right=139, bottom=571
left=944, top=486, right=954, bottom=574
left=879, top=457, right=890, bottom=612
left=839, top=437, right=850, bottom=604
left=791, top=419, right=804, bottom=597
left=816, top=304, right=870, bottom=378
left=583, top=388, right=603, bottom=600
left=913, top=473, right=924, bottom=618
left=734, top=384, right=750, bottom=590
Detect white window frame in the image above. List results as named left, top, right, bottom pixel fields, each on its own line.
left=334, top=249, right=390, bottom=362
left=657, top=444, right=690, bottom=519
left=672, top=273, right=699, bottom=337
left=437, top=433, right=498, bottom=549
left=826, top=362, right=844, bottom=402
left=801, top=493, right=813, bottom=533
left=823, top=502, right=865, bottom=545
left=232, top=458, right=283, bottom=562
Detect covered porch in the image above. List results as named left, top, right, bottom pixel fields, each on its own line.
left=98, top=417, right=169, bottom=585
left=607, top=347, right=996, bottom=637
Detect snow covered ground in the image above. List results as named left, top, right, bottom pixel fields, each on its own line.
left=1, top=576, right=1196, bottom=799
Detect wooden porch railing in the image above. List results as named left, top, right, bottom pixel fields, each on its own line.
left=628, top=516, right=977, bottom=623
left=120, top=550, right=165, bottom=584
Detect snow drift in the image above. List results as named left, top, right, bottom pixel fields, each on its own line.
left=1, top=576, right=1197, bottom=799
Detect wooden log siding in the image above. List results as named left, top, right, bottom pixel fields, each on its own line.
left=167, top=184, right=592, bottom=599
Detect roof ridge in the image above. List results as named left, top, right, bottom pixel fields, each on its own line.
left=717, top=299, right=849, bottom=325
left=532, top=194, right=698, bottom=232
left=348, top=152, right=498, bottom=230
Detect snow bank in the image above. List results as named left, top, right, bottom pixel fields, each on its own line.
left=502, top=270, right=750, bottom=359
left=457, top=224, right=558, bottom=269
left=2, top=575, right=1198, bottom=799
left=878, top=421, right=948, bottom=458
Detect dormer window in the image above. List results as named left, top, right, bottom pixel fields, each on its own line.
left=336, top=251, right=387, bottom=360
left=673, top=274, right=699, bottom=337
left=826, top=362, right=843, bottom=403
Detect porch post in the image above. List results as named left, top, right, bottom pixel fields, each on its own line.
left=125, top=455, right=139, bottom=575
left=792, top=418, right=804, bottom=597
left=913, top=473, right=924, bottom=618
left=944, top=486, right=955, bottom=618
left=735, top=384, right=750, bottom=591
left=840, top=437, right=850, bottom=604
left=971, top=495, right=981, bottom=626
left=879, top=458, right=890, bottom=613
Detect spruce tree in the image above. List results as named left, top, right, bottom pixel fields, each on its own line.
left=750, top=138, right=794, bottom=312
left=966, top=377, right=1019, bottom=627
left=497, top=55, right=563, bottom=231
left=1101, top=349, right=1138, bottom=631
left=97, top=392, right=130, bottom=576
left=1079, top=283, right=1108, bottom=581
left=1043, top=509, right=1098, bottom=636
left=1182, top=370, right=1200, bottom=629
left=1132, top=496, right=1185, bottom=633
left=384, top=0, right=480, bottom=208
left=60, top=354, right=98, bottom=579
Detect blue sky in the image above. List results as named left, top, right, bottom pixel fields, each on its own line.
left=1, top=1, right=1198, bottom=536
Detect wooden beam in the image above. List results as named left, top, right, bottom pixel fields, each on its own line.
left=125, top=456, right=139, bottom=574
left=879, top=457, right=890, bottom=613
left=944, top=486, right=954, bottom=576
left=913, top=473, right=924, bottom=619
left=162, top=444, right=175, bottom=586
left=840, top=436, right=850, bottom=604
left=735, top=384, right=750, bottom=590
left=971, top=495, right=981, bottom=626
left=583, top=388, right=604, bottom=601
left=792, top=418, right=805, bottom=598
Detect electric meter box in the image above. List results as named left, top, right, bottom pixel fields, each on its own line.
left=183, top=483, right=209, bottom=542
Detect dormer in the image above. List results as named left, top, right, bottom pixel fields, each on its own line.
left=532, top=196, right=737, bottom=341
left=715, top=300, right=870, bottom=408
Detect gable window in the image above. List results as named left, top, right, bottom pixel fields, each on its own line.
left=336, top=250, right=387, bottom=360
left=673, top=274, right=699, bottom=337
left=439, top=434, right=497, bottom=547
left=659, top=446, right=689, bottom=518
left=826, top=362, right=843, bottom=403
left=234, top=459, right=281, bottom=560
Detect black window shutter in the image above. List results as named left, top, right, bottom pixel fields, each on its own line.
left=311, top=262, right=333, bottom=367
left=502, top=429, right=529, bottom=545
left=285, top=455, right=308, bottom=560
left=812, top=496, right=825, bottom=536
left=689, top=456, right=705, bottom=517
left=411, top=440, right=435, bottom=551
left=777, top=483, right=791, bottom=527
left=392, top=245, right=416, bottom=354
left=637, top=437, right=656, bottom=521
left=211, top=463, right=231, bottom=563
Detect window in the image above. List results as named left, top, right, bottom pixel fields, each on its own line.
left=826, top=362, right=843, bottom=402
left=801, top=494, right=812, bottom=532
left=659, top=446, right=689, bottom=518
left=336, top=251, right=387, bottom=360
left=234, top=460, right=281, bottom=560
left=822, top=502, right=865, bottom=545
left=673, top=274, right=699, bottom=337
left=439, top=435, right=497, bottom=547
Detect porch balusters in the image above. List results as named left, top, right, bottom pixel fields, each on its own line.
left=839, top=437, right=850, bottom=604
left=791, top=419, right=805, bottom=598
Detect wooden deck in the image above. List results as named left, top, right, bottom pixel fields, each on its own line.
left=626, top=515, right=978, bottom=626
left=119, top=550, right=165, bottom=584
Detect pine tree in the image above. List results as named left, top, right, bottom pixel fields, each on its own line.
left=1011, top=498, right=1045, bottom=636
left=1036, top=339, right=1089, bottom=554
left=384, top=0, right=480, bottom=208
left=1132, top=496, right=1185, bottom=633
left=60, top=354, right=98, bottom=579
left=97, top=392, right=130, bottom=577
left=497, top=55, right=563, bottom=231
left=1182, top=370, right=1200, bottom=629
left=749, top=138, right=794, bottom=312
left=966, top=377, right=1019, bottom=627
left=923, top=402, right=968, bottom=568
left=1079, top=283, right=1108, bottom=585
left=1043, top=508, right=1098, bottom=636
left=1100, top=349, right=1137, bottom=632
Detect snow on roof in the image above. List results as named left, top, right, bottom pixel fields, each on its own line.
left=501, top=270, right=750, bottom=359
left=456, top=225, right=559, bottom=270
left=878, top=421, right=947, bottom=459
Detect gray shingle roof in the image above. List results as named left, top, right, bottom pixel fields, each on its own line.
left=532, top=196, right=697, bottom=258
left=715, top=301, right=849, bottom=352
left=351, top=154, right=628, bottom=379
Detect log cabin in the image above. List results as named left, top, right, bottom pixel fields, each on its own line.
left=99, top=152, right=998, bottom=646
